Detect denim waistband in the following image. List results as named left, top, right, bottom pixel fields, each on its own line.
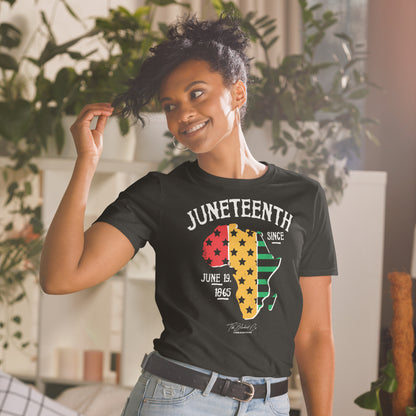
left=149, top=351, right=288, bottom=385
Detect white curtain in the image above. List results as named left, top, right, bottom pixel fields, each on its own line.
left=151, top=0, right=302, bottom=65
left=231, top=0, right=302, bottom=62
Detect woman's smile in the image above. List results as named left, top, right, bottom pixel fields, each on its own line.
left=180, top=119, right=209, bottom=136
left=159, top=59, right=238, bottom=154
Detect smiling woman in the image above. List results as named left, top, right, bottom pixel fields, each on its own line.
left=159, top=60, right=243, bottom=156
left=40, top=14, right=338, bottom=416
left=113, top=14, right=256, bottom=177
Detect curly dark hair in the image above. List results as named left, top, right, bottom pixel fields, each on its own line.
left=112, top=14, right=251, bottom=125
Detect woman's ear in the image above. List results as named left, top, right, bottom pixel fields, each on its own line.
left=231, top=80, right=247, bottom=110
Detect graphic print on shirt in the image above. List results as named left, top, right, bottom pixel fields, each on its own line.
left=202, top=223, right=282, bottom=320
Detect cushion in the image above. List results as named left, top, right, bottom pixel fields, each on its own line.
left=0, top=370, right=81, bottom=416
left=56, top=384, right=130, bottom=416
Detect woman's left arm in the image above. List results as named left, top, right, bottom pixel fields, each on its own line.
left=294, top=275, right=335, bottom=416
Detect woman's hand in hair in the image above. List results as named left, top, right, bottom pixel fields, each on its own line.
left=70, top=103, right=113, bottom=162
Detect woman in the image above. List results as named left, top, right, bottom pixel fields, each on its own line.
left=40, top=15, right=337, bottom=416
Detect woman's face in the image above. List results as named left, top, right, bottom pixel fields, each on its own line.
left=159, top=59, right=244, bottom=155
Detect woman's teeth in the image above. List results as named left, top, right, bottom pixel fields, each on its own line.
left=185, top=121, right=207, bottom=134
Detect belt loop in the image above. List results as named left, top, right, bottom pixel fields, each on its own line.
left=265, top=378, right=271, bottom=403
left=202, top=371, right=218, bottom=397
left=141, top=352, right=153, bottom=369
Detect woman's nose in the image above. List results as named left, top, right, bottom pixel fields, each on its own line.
left=177, top=103, right=196, bottom=122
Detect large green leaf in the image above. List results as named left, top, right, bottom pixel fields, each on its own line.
left=118, top=118, right=130, bottom=136
left=0, top=52, right=18, bottom=70
left=40, top=11, right=56, bottom=43
left=0, top=99, right=32, bottom=141
left=334, top=32, right=353, bottom=51
left=36, top=29, right=98, bottom=67
left=348, top=88, right=369, bottom=100
left=33, top=106, right=57, bottom=150
left=34, top=72, right=54, bottom=103
left=11, top=293, right=25, bottom=305
left=147, top=0, right=190, bottom=6
left=54, top=119, right=65, bottom=154
left=53, top=67, right=78, bottom=104
left=61, top=0, right=82, bottom=23
left=0, top=23, right=21, bottom=48
left=6, top=181, right=18, bottom=205
left=146, top=0, right=176, bottom=5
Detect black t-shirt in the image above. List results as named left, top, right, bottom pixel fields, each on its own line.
left=94, top=160, right=338, bottom=377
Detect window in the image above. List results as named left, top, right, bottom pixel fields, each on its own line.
left=308, top=0, right=368, bottom=87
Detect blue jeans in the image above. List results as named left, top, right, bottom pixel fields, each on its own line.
left=121, top=352, right=290, bottom=416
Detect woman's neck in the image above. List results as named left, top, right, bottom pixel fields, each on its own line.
left=196, top=124, right=267, bottom=179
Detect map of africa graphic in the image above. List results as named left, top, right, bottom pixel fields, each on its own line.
left=202, top=223, right=282, bottom=320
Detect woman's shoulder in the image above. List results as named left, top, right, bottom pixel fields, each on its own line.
left=122, top=160, right=193, bottom=195
left=268, top=162, right=323, bottom=192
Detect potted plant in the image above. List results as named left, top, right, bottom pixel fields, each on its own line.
left=60, top=0, right=190, bottom=162
left=355, top=271, right=415, bottom=416
left=0, top=0, right=96, bottom=365
left=0, top=0, right=192, bottom=365
left=160, top=0, right=380, bottom=204
left=354, top=351, right=416, bottom=416
left=0, top=0, right=197, bottom=366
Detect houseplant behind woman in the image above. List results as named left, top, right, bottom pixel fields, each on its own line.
left=39, top=15, right=338, bottom=416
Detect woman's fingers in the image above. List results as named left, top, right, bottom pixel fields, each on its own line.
left=70, top=103, right=114, bottom=160
left=95, top=114, right=110, bottom=134
left=76, top=103, right=113, bottom=122
left=73, top=104, right=113, bottom=128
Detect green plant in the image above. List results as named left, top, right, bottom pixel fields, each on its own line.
left=0, top=2, right=97, bottom=159
left=354, top=350, right=416, bottom=416
left=64, top=0, right=190, bottom=136
left=0, top=0, right=95, bottom=364
left=0, top=0, right=190, bottom=365
left=246, top=0, right=379, bottom=203
left=160, top=0, right=380, bottom=203
left=0, top=216, right=42, bottom=364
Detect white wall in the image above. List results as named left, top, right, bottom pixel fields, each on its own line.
left=330, top=171, right=386, bottom=416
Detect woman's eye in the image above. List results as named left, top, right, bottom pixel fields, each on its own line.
left=164, top=103, right=175, bottom=112
left=191, top=90, right=204, bottom=99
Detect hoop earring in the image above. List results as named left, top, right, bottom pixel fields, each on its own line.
left=171, top=136, right=187, bottom=151
left=235, top=107, right=241, bottom=124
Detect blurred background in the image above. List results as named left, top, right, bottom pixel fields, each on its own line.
left=0, top=1, right=415, bottom=415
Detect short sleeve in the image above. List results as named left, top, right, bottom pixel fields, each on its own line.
left=93, top=172, right=161, bottom=256
left=298, top=184, right=338, bottom=277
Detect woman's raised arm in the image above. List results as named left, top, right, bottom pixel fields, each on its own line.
left=39, top=104, right=135, bottom=294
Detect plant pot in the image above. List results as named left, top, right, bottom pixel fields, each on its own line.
left=42, top=116, right=137, bottom=161
left=135, top=112, right=170, bottom=162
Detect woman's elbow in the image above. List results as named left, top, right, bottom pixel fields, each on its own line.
left=39, top=273, right=67, bottom=294
left=39, top=265, right=76, bottom=294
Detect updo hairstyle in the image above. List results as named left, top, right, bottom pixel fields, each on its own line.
left=112, top=14, right=251, bottom=125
